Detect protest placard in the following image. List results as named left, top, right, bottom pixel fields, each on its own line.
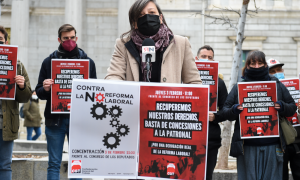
left=238, top=81, right=279, bottom=139
left=0, top=45, right=18, bottom=100
left=195, top=61, right=218, bottom=112
left=51, top=59, right=89, bottom=113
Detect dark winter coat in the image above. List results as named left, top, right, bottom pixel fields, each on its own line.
left=35, top=48, right=97, bottom=127
left=208, top=77, right=228, bottom=150
left=2, top=61, right=32, bottom=141
left=222, top=75, right=297, bottom=157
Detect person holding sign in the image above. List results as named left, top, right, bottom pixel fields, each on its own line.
left=105, top=0, right=201, bottom=84
left=196, top=45, right=228, bottom=180
left=0, top=26, right=32, bottom=180
left=35, top=24, right=97, bottom=180
left=267, top=58, right=300, bottom=180
left=223, top=51, right=296, bottom=180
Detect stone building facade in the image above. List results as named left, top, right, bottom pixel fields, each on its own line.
left=0, top=0, right=299, bottom=87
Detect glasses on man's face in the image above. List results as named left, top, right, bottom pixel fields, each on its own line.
left=62, top=36, right=76, bottom=41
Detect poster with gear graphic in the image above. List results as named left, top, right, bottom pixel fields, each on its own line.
left=138, top=83, right=209, bottom=180
left=51, top=59, right=89, bottom=114
left=280, top=78, right=300, bottom=126
left=0, top=45, right=18, bottom=100
left=195, top=61, right=219, bottom=113
left=68, top=79, right=140, bottom=179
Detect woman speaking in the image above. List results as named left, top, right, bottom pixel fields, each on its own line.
left=105, top=0, right=201, bottom=84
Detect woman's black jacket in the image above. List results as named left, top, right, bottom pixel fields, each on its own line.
left=222, top=75, right=297, bottom=157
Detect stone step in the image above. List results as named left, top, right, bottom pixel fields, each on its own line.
left=13, top=151, right=48, bottom=156
left=11, top=156, right=293, bottom=180
left=13, top=140, right=47, bottom=151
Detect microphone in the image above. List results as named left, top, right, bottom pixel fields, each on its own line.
left=142, top=38, right=156, bottom=62
left=142, top=38, right=156, bottom=82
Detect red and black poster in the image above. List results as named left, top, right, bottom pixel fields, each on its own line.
left=51, top=59, right=89, bottom=114
left=238, top=81, right=279, bottom=139
left=195, top=61, right=218, bottom=112
left=0, top=45, right=18, bottom=100
left=280, top=78, right=300, bottom=126
left=138, top=83, right=209, bottom=180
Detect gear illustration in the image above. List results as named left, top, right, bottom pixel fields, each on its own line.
left=110, top=118, right=120, bottom=127
left=103, top=132, right=121, bottom=149
left=109, top=105, right=123, bottom=118
left=95, top=93, right=105, bottom=103
left=117, top=124, right=130, bottom=137
left=90, top=102, right=108, bottom=120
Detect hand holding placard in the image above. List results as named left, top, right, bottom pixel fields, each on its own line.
left=43, top=79, right=53, bottom=91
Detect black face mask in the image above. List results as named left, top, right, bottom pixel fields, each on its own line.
left=0, top=41, right=4, bottom=44
left=137, top=14, right=161, bottom=36
left=244, top=66, right=269, bottom=81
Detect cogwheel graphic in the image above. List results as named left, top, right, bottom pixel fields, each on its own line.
left=90, top=102, right=108, bottom=120
left=110, top=118, right=120, bottom=127
left=95, top=93, right=105, bottom=103
left=103, top=132, right=121, bottom=149
left=117, top=124, right=130, bottom=137
left=109, top=105, right=123, bottom=118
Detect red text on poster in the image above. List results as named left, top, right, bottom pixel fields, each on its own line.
left=280, top=78, right=300, bottom=126
left=51, top=59, right=89, bottom=113
left=195, top=61, right=218, bottom=112
left=0, top=45, right=18, bottom=100
left=238, top=81, right=279, bottom=139
left=139, top=85, right=209, bottom=180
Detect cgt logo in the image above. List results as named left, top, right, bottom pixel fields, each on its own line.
left=257, top=127, right=262, bottom=135
left=292, top=117, right=298, bottom=124
left=270, top=59, right=277, bottom=64
left=142, top=46, right=155, bottom=53
left=71, top=160, right=82, bottom=174
left=167, top=163, right=175, bottom=175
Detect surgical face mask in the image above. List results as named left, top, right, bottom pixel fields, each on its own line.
left=32, top=95, right=38, bottom=100
left=199, top=59, right=209, bottom=62
left=137, top=14, right=161, bottom=36
left=273, top=72, right=285, bottom=80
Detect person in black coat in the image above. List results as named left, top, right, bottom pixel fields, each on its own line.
left=196, top=45, right=228, bottom=180
left=222, top=50, right=296, bottom=180
left=35, top=24, right=97, bottom=180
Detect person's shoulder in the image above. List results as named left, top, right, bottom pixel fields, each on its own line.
left=43, top=51, right=57, bottom=63
left=173, top=35, right=188, bottom=42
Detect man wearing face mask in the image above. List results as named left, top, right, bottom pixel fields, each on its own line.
left=0, top=26, right=32, bottom=180
left=267, top=58, right=300, bottom=180
left=35, top=24, right=97, bottom=180
left=267, top=58, right=285, bottom=80
left=196, top=45, right=228, bottom=180
left=23, top=91, right=42, bottom=141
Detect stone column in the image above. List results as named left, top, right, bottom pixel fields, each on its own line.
left=11, top=0, right=29, bottom=68
left=293, top=38, right=300, bottom=76
left=208, top=0, right=221, bottom=8
left=273, top=0, right=285, bottom=10
left=118, top=0, right=136, bottom=37
left=292, top=0, right=300, bottom=10
left=65, top=0, right=83, bottom=47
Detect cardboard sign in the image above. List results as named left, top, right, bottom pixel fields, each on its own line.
left=280, top=78, right=300, bottom=126
left=51, top=59, right=89, bottom=113
left=195, top=61, right=219, bottom=112
left=238, top=81, right=279, bottom=139
left=0, top=45, right=18, bottom=100
left=138, top=84, right=209, bottom=179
